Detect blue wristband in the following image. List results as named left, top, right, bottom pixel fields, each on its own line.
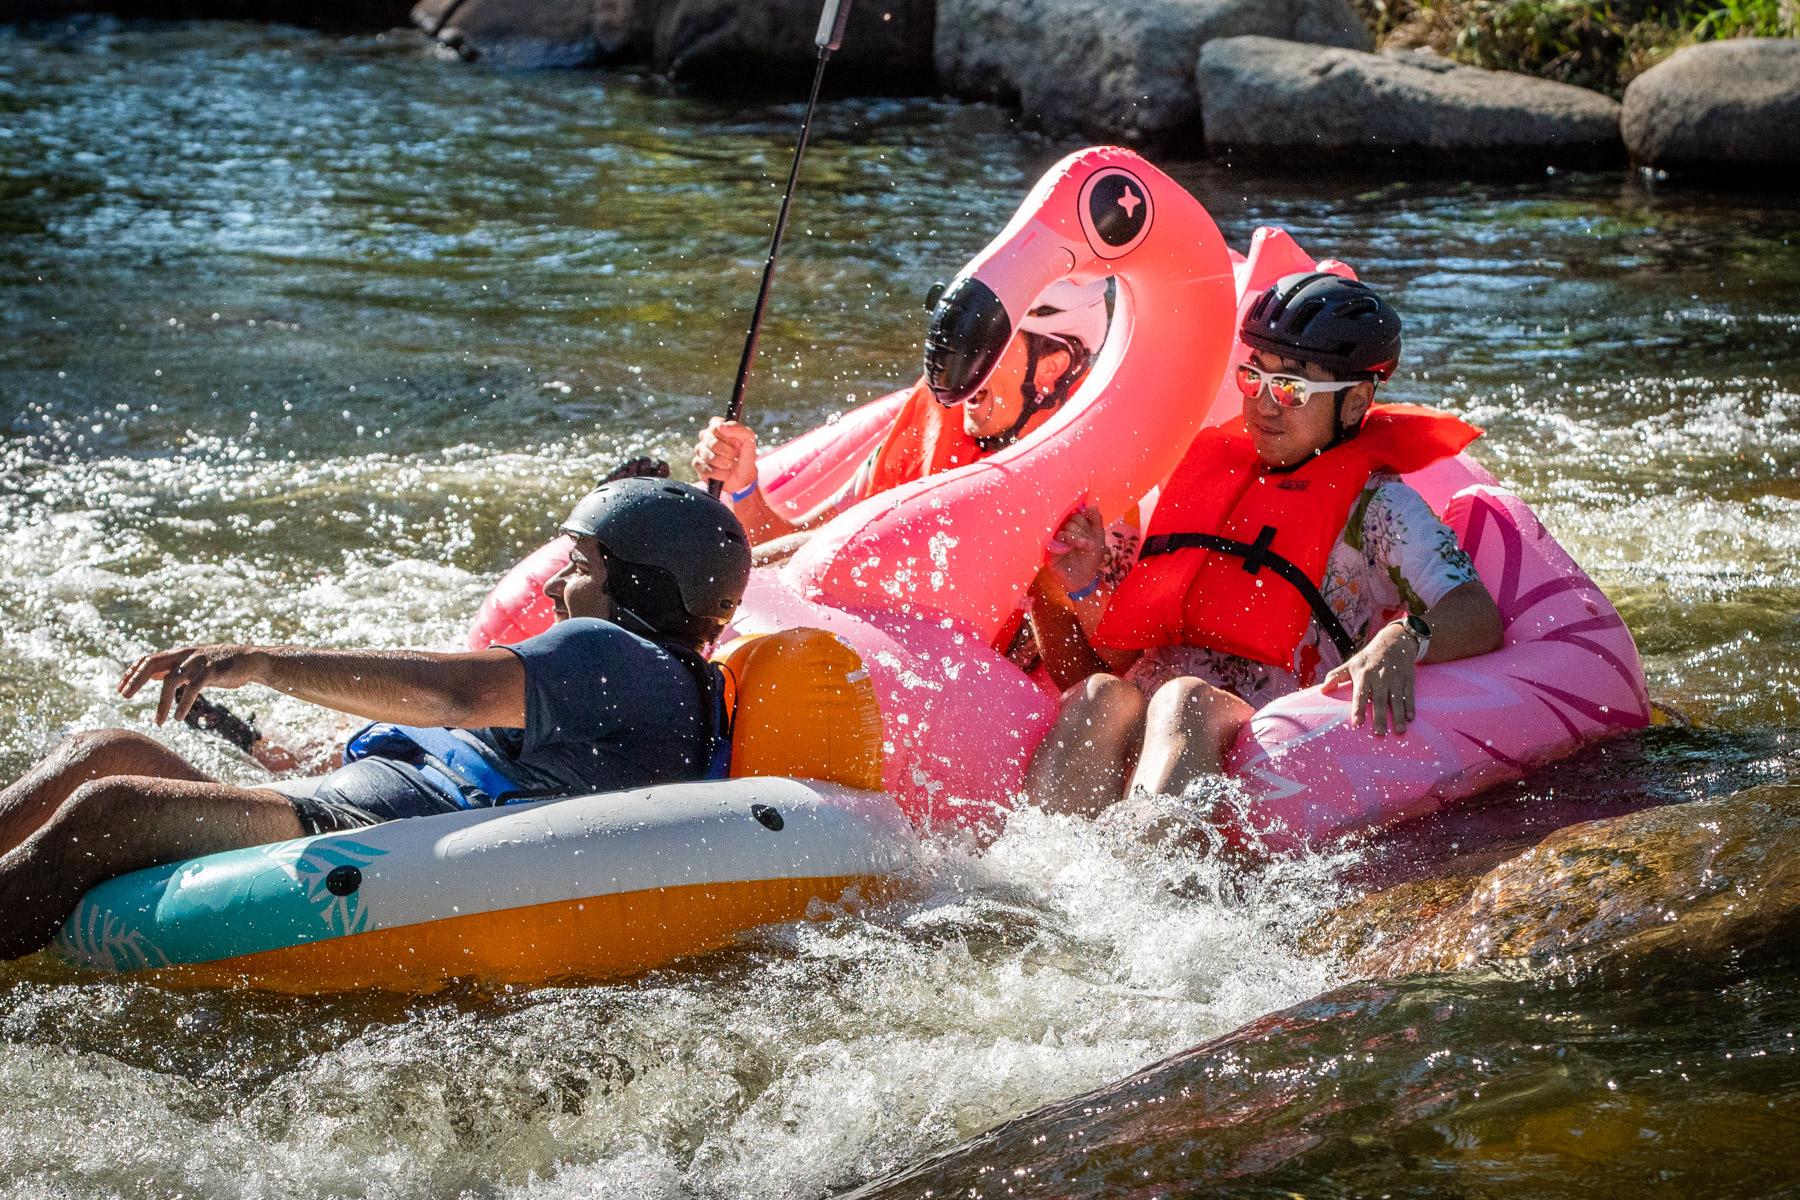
left=727, top=480, right=758, bottom=504
left=1067, top=571, right=1103, bottom=603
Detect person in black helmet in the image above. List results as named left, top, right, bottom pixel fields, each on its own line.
left=1025, top=274, right=1504, bottom=820
left=692, top=278, right=1113, bottom=564
left=0, top=479, right=750, bottom=961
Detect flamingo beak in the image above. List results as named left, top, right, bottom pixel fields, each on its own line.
left=923, top=277, right=1014, bottom=407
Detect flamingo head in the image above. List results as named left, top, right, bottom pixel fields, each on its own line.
left=921, top=148, right=1162, bottom=406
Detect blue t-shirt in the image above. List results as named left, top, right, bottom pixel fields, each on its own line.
left=466, top=617, right=711, bottom=798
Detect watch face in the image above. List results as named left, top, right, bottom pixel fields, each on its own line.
left=1405, top=614, right=1432, bottom=638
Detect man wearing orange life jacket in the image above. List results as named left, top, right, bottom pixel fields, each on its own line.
left=1025, top=273, right=1505, bottom=818
left=692, top=279, right=1112, bottom=566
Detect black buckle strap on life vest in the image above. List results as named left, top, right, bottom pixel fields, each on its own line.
left=1239, top=524, right=1279, bottom=576
left=1137, top=527, right=1359, bottom=662
left=665, top=643, right=734, bottom=780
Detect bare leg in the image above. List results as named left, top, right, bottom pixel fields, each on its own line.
left=1025, top=674, right=1148, bottom=817
left=0, top=774, right=303, bottom=960
left=1128, top=677, right=1254, bottom=799
left=0, top=729, right=214, bottom=858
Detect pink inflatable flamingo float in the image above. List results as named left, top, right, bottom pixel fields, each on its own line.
left=469, top=149, right=1649, bottom=849
left=474, top=147, right=1242, bottom=828
left=1220, top=474, right=1652, bottom=853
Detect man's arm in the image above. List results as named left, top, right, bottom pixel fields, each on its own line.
left=1411, top=578, right=1504, bottom=663
left=1032, top=504, right=1140, bottom=687
left=752, top=528, right=815, bottom=568
left=120, top=645, right=526, bottom=730
left=1028, top=575, right=1113, bottom=689
left=1322, top=579, right=1504, bottom=735
left=693, top=418, right=797, bottom=543
left=719, top=480, right=803, bottom=544
left=692, top=417, right=857, bottom=546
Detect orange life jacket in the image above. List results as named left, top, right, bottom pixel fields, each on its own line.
left=1094, top=405, right=1481, bottom=667
left=851, top=378, right=987, bottom=504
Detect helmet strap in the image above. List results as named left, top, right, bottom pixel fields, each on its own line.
left=1323, top=380, right=1371, bottom=452
left=972, top=336, right=1090, bottom=454
left=606, top=599, right=662, bottom=641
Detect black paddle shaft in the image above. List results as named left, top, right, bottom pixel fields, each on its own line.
left=709, top=0, right=855, bottom=497
left=182, top=694, right=261, bottom=753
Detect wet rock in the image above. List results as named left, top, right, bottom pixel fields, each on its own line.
left=414, top=0, right=935, bottom=84
left=845, top=964, right=1800, bottom=1197
left=1622, top=39, right=1800, bottom=180
left=933, top=0, right=1371, bottom=148
left=413, top=0, right=636, bottom=68
left=647, top=0, right=936, bottom=88
left=849, top=786, right=1800, bottom=1198
left=1318, top=785, right=1800, bottom=979
left=1199, top=36, right=1624, bottom=170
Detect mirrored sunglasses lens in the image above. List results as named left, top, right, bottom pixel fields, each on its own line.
left=1268, top=376, right=1308, bottom=408
left=1234, top=364, right=1263, bottom=397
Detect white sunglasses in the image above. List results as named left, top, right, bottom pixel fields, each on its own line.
left=1234, top=363, right=1356, bottom=409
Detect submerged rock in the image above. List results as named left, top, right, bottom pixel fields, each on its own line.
left=845, top=962, right=1800, bottom=1197
left=413, top=0, right=935, bottom=83
left=933, top=0, right=1370, bottom=148
left=850, top=786, right=1800, bottom=1197
left=1314, top=784, right=1800, bottom=979
left=1199, top=36, right=1624, bottom=170
left=1622, top=38, right=1800, bottom=180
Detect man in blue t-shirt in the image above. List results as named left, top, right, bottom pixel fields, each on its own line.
left=0, top=479, right=752, bottom=960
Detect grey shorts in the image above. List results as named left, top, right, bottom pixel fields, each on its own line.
left=263, top=758, right=465, bottom=837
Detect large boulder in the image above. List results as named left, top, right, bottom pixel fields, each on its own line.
left=847, top=787, right=1800, bottom=1197
left=414, top=0, right=636, bottom=68
left=1199, top=36, right=1623, bottom=169
left=1622, top=38, right=1800, bottom=178
left=414, top=0, right=935, bottom=85
left=646, top=0, right=936, bottom=87
left=934, top=0, right=1370, bottom=148
left=1312, top=784, right=1800, bottom=979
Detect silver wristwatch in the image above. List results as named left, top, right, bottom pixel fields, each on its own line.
left=1399, top=613, right=1432, bottom=662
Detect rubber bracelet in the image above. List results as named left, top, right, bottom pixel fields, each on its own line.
left=727, top=480, right=758, bottom=504
left=1067, top=571, right=1104, bottom=603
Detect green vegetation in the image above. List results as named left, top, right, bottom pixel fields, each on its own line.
left=1349, top=0, right=1798, bottom=94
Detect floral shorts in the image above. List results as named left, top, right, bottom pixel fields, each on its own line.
left=1123, top=645, right=1302, bottom=713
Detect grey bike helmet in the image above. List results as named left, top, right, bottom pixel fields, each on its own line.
left=561, top=478, right=751, bottom=626
left=1241, top=273, right=1402, bottom=381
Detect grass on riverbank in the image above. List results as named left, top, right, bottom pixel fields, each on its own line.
left=1350, top=0, right=1798, bottom=94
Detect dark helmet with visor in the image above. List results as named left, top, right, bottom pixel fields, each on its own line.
left=560, top=478, right=751, bottom=642
left=1240, top=273, right=1402, bottom=381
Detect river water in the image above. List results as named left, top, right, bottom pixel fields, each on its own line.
left=1, top=18, right=1795, bottom=1199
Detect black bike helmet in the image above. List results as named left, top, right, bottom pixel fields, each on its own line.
left=1240, top=273, right=1402, bottom=381
left=560, top=478, right=751, bottom=633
